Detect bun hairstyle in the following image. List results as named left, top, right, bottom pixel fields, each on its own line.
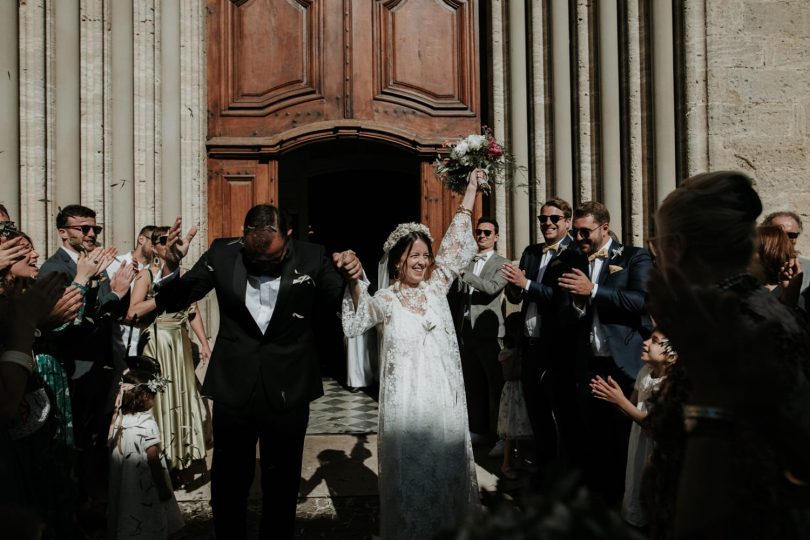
left=656, top=171, right=762, bottom=268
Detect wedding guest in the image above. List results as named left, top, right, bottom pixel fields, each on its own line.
left=154, top=205, right=361, bottom=539
left=762, top=211, right=810, bottom=312
left=450, top=216, right=509, bottom=451
left=646, top=170, right=810, bottom=539
left=127, top=226, right=211, bottom=485
left=754, top=225, right=803, bottom=307
left=558, top=201, right=653, bottom=504
left=343, top=169, right=482, bottom=540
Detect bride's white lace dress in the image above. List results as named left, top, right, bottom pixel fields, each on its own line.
left=342, top=212, right=480, bottom=539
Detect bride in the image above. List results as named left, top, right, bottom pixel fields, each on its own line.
left=341, top=169, right=483, bottom=539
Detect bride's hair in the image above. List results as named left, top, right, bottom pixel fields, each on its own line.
left=387, top=232, right=434, bottom=280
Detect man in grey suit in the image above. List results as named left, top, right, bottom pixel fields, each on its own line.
left=763, top=210, right=810, bottom=311
left=452, top=217, right=510, bottom=447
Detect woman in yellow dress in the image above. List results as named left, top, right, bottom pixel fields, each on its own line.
left=127, top=226, right=211, bottom=483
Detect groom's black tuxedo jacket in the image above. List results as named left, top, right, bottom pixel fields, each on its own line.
left=156, top=237, right=345, bottom=411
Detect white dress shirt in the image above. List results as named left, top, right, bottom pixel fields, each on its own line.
left=574, top=238, right=612, bottom=356
left=245, top=274, right=281, bottom=334
left=523, top=238, right=565, bottom=338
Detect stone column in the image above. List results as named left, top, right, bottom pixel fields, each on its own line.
left=81, top=0, right=107, bottom=223
left=161, top=0, right=182, bottom=223
left=623, top=0, right=645, bottom=245
left=652, top=0, right=677, bottom=203
left=529, top=0, right=551, bottom=242
left=110, top=0, right=136, bottom=250
left=551, top=0, right=574, bottom=203
left=507, top=0, right=530, bottom=253
left=0, top=2, right=19, bottom=218
left=54, top=0, right=81, bottom=213
left=574, top=0, right=596, bottom=202
left=599, top=0, right=622, bottom=238
left=682, top=0, right=709, bottom=175
left=490, top=0, right=509, bottom=257
left=19, top=0, right=51, bottom=252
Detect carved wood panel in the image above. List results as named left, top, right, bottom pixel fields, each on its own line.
left=208, top=158, right=279, bottom=241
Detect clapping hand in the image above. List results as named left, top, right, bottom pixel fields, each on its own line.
left=333, top=250, right=364, bottom=282
left=75, top=247, right=118, bottom=284
left=0, top=237, right=32, bottom=273
left=42, top=285, right=85, bottom=327
left=501, top=263, right=528, bottom=289
left=164, top=217, right=198, bottom=270
left=109, top=260, right=137, bottom=298
left=13, top=273, right=67, bottom=333
left=590, top=375, right=624, bottom=405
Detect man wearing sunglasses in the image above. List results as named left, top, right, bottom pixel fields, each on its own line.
left=762, top=210, right=810, bottom=312
left=449, top=217, right=509, bottom=453
left=153, top=204, right=362, bottom=539
left=557, top=201, right=652, bottom=505
left=38, top=204, right=137, bottom=513
left=501, top=198, right=579, bottom=469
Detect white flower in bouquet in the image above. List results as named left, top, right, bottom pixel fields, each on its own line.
left=465, top=134, right=487, bottom=150
left=452, top=140, right=469, bottom=159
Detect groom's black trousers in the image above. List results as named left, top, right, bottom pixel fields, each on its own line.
left=211, top=388, right=310, bottom=540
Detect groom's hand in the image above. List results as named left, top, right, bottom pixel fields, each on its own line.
left=333, top=250, right=363, bottom=282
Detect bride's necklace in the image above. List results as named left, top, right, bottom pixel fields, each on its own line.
left=393, top=280, right=428, bottom=315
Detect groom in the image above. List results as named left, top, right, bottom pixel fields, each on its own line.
left=155, top=204, right=362, bottom=539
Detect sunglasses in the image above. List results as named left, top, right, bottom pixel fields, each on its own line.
left=154, top=235, right=169, bottom=246
left=65, top=225, right=103, bottom=235
left=475, top=229, right=494, bottom=237
left=786, top=231, right=800, bottom=240
left=570, top=225, right=601, bottom=239
left=537, top=215, right=564, bottom=224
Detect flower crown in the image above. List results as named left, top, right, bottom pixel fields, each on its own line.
left=383, top=223, right=433, bottom=254
left=120, top=374, right=170, bottom=394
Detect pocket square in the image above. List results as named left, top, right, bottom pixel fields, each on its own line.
left=292, top=273, right=314, bottom=286
left=608, top=264, right=623, bottom=274
left=292, top=312, right=305, bottom=319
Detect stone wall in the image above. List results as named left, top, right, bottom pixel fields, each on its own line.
left=705, top=0, right=810, bottom=253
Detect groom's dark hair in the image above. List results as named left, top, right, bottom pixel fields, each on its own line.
left=243, top=204, right=289, bottom=237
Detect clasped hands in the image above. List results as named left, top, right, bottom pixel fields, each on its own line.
left=332, top=250, right=363, bottom=283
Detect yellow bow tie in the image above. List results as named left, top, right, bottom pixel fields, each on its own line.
left=588, top=248, right=609, bottom=262
left=542, top=244, right=558, bottom=254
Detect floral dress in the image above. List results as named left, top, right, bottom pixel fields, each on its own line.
left=342, top=212, right=479, bottom=540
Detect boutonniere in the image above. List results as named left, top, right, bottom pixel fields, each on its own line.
left=292, top=269, right=314, bottom=286
left=610, top=246, right=624, bottom=260
left=558, top=243, right=568, bottom=254
left=608, top=264, right=623, bottom=274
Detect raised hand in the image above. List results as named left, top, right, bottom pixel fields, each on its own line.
left=13, top=273, right=67, bottom=332
left=109, top=260, right=137, bottom=298
left=0, top=237, right=32, bottom=272
left=164, top=217, right=198, bottom=270
left=333, top=250, right=364, bottom=282
left=43, top=285, right=84, bottom=327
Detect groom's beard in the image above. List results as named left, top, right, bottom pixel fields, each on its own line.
left=243, top=247, right=288, bottom=278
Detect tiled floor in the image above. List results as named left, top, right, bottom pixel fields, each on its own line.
left=308, top=379, right=379, bottom=435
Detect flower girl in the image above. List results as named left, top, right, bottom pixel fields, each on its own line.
left=590, top=327, right=678, bottom=526
left=496, top=313, right=534, bottom=479
left=107, top=369, right=184, bottom=539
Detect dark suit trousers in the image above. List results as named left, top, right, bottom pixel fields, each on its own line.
left=581, top=355, right=634, bottom=505
left=211, top=389, right=310, bottom=540
left=460, top=321, right=504, bottom=437
left=521, top=337, right=558, bottom=466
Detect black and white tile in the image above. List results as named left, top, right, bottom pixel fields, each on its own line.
left=308, top=379, right=378, bottom=435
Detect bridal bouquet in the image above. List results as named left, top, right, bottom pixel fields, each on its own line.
left=433, top=127, right=512, bottom=195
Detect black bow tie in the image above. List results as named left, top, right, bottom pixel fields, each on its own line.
left=472, top=255, right=486, bottom=263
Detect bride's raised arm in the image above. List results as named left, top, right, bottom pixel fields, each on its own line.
left=429, top=169, right=483, bottom=293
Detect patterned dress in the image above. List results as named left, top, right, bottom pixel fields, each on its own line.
left=343, top=212, right=480, bottom=540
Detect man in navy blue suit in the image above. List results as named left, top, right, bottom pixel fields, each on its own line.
left=558, top=201, right=652, bottom=504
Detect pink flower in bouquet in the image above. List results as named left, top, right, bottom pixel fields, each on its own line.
left=487, top=140, right=503, bottom=159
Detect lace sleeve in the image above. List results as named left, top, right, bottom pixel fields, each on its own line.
left=429, top=211, right=477, bottom=294
left=341, top=282, right=393, bottom=337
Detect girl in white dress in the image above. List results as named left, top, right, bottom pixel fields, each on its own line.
left=342, top=170, right=482, bottom=540
left=590, top=328, right=678, bottom=527
left=107, top=369, right=183, bottom=539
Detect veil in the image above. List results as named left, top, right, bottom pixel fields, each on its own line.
left=377, top=252, right=390, bottom=290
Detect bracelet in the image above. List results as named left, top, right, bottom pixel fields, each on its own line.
left=0, top=350, right=36, bottom=375
left=682, top=404, right=735, bottom=433
left=456, top=205, right=473, bottom=216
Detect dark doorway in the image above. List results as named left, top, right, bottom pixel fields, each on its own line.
left=279, top=140, right=421, bottom=384
left=307, top=170, right=417, bottom=289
